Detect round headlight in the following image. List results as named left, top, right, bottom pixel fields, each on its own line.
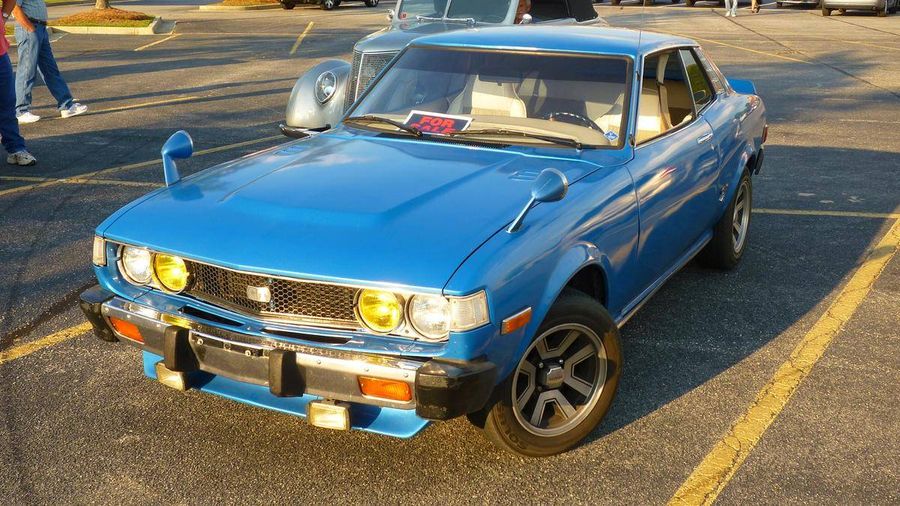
left=409, top=295, right=451, bottom=340
left=314, top=71, right=337, bottom=104
left=357, top=289, right=403, bottom=333
left=153, top=253, right=190, bottom=293
left=121, top=246, right=152, bottom=285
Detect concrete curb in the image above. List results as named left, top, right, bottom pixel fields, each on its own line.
left=198, top=3, right=282, bottom=10
left=49, top=17, right=175, bottom=35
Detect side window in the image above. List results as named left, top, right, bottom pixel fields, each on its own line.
left=679, top=49, right=714, bottom=111
left=530, top=0, right=570, bottom=21
left=636, top=50, right=694, bottom=144
left=692, top=47, right=727, bottom=94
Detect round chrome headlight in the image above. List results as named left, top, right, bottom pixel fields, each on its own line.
left=357, top=289, right=403, bottom=333
left=409, top=294, right=451, bottom=341
left=153, top=253, right=190, bottom=293
left=121, top=246, right=152, bottom=285
left=314, top=71, right=337, bottom=104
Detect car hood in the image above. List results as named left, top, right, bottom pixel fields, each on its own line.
left=102, top=132, right=628, bottom=290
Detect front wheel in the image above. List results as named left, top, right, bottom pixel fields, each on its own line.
left=700, top=171, right=752, bottom=270
left=365, top=0, right=379, bottom=6
left=472, top=290, right=622, bottom=457
left=322, top=0, right=336, bottom=9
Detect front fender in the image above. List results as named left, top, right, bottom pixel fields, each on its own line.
left=285, top=59, right=350, bottom=130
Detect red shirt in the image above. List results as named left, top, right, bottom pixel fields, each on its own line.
left=0, top=17, right=8, bottom=56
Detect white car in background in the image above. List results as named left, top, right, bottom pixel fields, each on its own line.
left=821, top=0, right=897, bottom=15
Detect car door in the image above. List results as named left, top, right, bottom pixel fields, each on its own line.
left=627, top=49, right=721, bottom=291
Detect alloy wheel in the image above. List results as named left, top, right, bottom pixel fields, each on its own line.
left=732, top=180, right=750, bottom=253
left=512, top=323, right=607, bottom=437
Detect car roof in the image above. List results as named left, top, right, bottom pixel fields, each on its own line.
left=410, top=26, right=696, bottom=57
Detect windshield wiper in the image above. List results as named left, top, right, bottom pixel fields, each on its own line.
left=344, top=115, right=423, bottom=137
left=447, top=128, right=587, bottom=150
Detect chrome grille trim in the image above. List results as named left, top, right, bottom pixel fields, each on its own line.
left=185, top=261, right=360, bottom=329
left=345, top=50, right=398, bottom=112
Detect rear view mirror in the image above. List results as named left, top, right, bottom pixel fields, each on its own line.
left=161, top=130, right=193, bottom=187
left=508, top=168, right=568, bottom=233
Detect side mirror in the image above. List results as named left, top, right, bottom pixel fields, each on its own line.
left=507, top=168, right=568, bottom=233
left=520, top=13, right=533, bottom=24
left=387, top=9, right=394, bottom=21
left=161, top=130, right=193, bottom=187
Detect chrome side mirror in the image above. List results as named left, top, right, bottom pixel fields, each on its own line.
left=387, top=9, right=394, bottom=21
left=161, top=130, right=193, bottom=187
left=508, top=168, right=568, bottom=233
left=520, top=13, right=533, bottom=25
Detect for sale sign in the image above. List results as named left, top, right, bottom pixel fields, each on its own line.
left=404, top=110, right=472, bottom=135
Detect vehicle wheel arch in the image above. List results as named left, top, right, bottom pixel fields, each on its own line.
left=717, top=144, right=756, bottom=221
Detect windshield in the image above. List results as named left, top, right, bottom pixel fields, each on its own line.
left=349, top=47, right=631, bottom=149
left=396, top=0, right=512, bottom=22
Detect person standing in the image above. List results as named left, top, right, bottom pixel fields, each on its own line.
left=724, top=0, right=738, bottom=16
left=12, top=0, right=87, bottom=124
left=1, top=0, right=36, bottom=165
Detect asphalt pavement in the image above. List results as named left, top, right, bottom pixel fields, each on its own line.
left=0, top=2, right=898, bottom=504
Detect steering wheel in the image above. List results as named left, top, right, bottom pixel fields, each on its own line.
left=543, top=112, right=604, bottom=133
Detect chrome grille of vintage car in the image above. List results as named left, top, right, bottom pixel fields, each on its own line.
left=345, top=50, right=399, bottom=111
left=185, top=261, right=359, bottom=328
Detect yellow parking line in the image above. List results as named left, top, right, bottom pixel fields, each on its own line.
left=755, top=208, right=900, bottom=220
left=0, top=135, right=282, bottom=198
left=0, top=322, right=92, bottom=365
left=289, top=22, right=315, bottom=56
left=669, top=216, right=900, bottom=506
left=134, top=33, right=181, bottom=52
left=85, top=95, right=200, bottom=116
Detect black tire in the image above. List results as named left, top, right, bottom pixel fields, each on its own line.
left=776, top=1, right=783, bottom=6
left=699, top=170, right=752, bottom=270
left=322, top=0, right=336, bottom=9
left=365, top=0, right=379, bottom=6
left=672, top=0, right=680, bottom=3
left=281, top=1, right=295, bottom=9
left=471, top=289, right=622, bottom=457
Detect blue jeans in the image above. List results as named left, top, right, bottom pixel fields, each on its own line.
left=0, top=53, right=26, bottom=154
left=14, top=24, right=73, bottom=114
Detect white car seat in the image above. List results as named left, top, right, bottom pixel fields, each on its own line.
left=448, top=76, right=528, bottom=118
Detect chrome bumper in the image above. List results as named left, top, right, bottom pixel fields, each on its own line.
left=100, top=296, right=423, bottom=410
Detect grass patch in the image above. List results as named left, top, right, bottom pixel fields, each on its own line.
left=51, top=8, right=154, bottom=28
left=219, top=0, right=279, bottom=5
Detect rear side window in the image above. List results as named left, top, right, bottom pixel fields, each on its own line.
left=692, top=47, right=727, bottom=94
left=679, top=49, right=714, bottom=110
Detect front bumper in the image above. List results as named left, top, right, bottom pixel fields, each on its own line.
left=79, top=286, right=496, bottom=434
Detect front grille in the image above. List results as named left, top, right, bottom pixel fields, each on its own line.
left=185, top=261, right=359, bottom=327
left=344, top=50, right=398, bottom=111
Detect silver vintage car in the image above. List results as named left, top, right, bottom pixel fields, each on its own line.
left=281, top=0, right=606, bottom=137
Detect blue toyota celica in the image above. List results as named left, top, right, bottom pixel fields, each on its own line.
left=79, top=26, right=766, bottom=457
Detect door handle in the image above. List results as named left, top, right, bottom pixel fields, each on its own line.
left=696, top=133, right=713, bottom=144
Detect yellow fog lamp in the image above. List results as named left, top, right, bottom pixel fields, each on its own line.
left=356, top=289, right=403, bottom=333
left=153, top=253, right=190, bottom=293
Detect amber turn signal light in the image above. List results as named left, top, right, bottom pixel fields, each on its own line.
left=501, top=307, right=532, bottom=335
left=358, top=376, right=412, bottom=402
left=109, top=317, right=143, bottom=343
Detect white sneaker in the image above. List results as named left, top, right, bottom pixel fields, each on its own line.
left=17, top=111, right=41, bottom=124
left=7, top=150, right=37, bottom=166
left=60, top=102, right=88, bottom=118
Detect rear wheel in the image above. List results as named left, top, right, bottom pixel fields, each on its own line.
left=322, top=0, right=337, bottom=9
left=699, top=171, right=752, bottom=270
left=365, top=0, right=379, bottom=6
left=472, top=290, right=622, bottom=457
